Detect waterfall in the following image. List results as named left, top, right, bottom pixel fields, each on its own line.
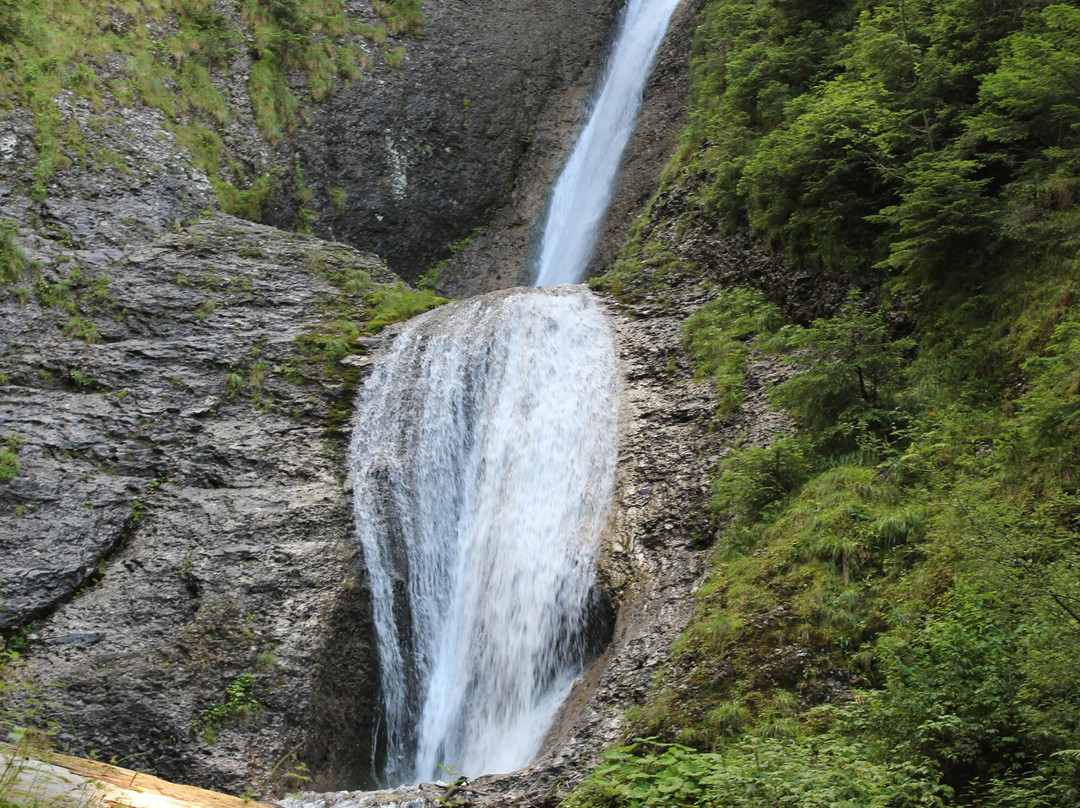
left=350, top=0, right=681, bottom=787
left=533, top=0, right=683, bottom=286
left=350, top=289, right=618, bottom=784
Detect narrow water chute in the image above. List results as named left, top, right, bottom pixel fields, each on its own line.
left=533, top=0, right=683, bottom=287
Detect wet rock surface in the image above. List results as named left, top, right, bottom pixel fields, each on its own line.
left=0, top=96, right=217, bottom=252
left=435, top=0, right=701, bottom=297
left=0, top=214, right=395, bottom=794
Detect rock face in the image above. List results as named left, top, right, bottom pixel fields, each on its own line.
left=270, top=0, right=624, bottom=281
left=0, top=0, right=767, bottom=802
left=0, top=96, right=217, bottom=252
left=282, top=275, right=794, bottom=807
left=0, top=214, right=396, bottom=794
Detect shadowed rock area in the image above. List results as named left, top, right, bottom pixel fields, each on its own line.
left=434, top=0, right=702, bottom=296
left=269, top=0, right=624, bottom=281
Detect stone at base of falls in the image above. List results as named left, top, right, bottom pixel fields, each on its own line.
left=0, top=743, right=277, bottom=808
left=280, top=787, right=435, bottom=808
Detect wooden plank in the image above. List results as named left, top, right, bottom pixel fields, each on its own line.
left=0, top=744, right=277, bottom=808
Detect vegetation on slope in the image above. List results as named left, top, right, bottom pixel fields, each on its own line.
left=0, top=0, right=421, bottom=215
left=578, top=0, right=1080, bottom=805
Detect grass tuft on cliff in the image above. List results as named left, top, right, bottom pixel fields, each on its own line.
left=0, top=222, right=26, bottom=286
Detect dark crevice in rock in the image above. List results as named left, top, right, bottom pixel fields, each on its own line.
left=300, top=556, right=381, bottom=794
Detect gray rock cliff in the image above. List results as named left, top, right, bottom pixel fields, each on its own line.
left=1, top=214, right=398, bottom=793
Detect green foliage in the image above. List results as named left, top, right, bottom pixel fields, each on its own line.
left=712, top=437, right=812, bottom=528
left=566, top=732, right=947, bottom=808
left=590, top=234, right=690, bottom=301
left=0, top=0, right=366, bottom=210
left=861, top=588, right=1031, bottom=791
left=303, top=248, right=375, bottom=295
left=0, top=0, right=22, bottom=44
left=198, top=673, right=260, bottom=743
left=416, top=263, right=440, bottom=291
left=295, top=316, right=360, bottom=368
left=372, top=0, right=423, bottom=36
left=582, top=3, right=1080, bottom=807
left=0, top=222, right=26, bottom=285
left=224, top=372, right=244, bottom=398
left=61, top=315, right=99, bottom=344
left=329, top=185, right=346, bottom=214
left=364, top=283, right=448, bottom=332
left=213, top=168, right=277, bottom=222
left=738, top=78, right=904, bottom=273
left=68, top=368, right=97, bottom=390
left=653, top=0, right=1080, bottom=292
left=383, top=45, right=406, bottom=70
left=0, top=450, right=18, bottom=483
left=770, top=294, right=914, bottom=453
left=682, top=287, right=791, bottom=415
left=248, top=54, right=300, bottom=145
left=0, top=648, right=74, bottom=808
left=872, top=150, right=1000, bottom=281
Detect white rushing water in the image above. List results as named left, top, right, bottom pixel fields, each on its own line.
left=349, top=0, right=682, bottom=788
left=533, top=0, right=683, bottom=286
left=350, top=288, right=619, bottom=784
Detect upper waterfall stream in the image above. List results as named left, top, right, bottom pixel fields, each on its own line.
left=533, top=0, right=683, bottom=286
left=349, top=0, right=680, bottom=786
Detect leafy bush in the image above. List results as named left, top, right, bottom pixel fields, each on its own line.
left=565, top=732, right=947, bottom=808
left=198, top=673, right=260, bottom=743
left=0, top=449, right=18, bottom=482
left=770, top=293, right=914, bottom=455
left=213, top=169, right=277, bottom=222
left=711, top=437, right=812, bottom=528
left=0, top=0, right=21, bottom=44
left=861, top=588, right=1031, bottom=792
left=682, top=287, right=793, bottom=415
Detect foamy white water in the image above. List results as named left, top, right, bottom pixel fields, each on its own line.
left=350, top=288, right=619, bottom=784
left=533, top=0, right=682, bottom=286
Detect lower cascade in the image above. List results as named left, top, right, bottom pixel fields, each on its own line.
left=349, top=287, right=620, bottom=784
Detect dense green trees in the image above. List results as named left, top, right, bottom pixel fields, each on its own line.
left=576, top=0, right=1080, bottom=805
left=675, top=0, right=1080, bottom=287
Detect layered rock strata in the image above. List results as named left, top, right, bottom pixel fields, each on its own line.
left=1, top=214, right=395, bottom=794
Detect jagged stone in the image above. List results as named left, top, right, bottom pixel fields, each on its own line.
left=1, top=214, right=394, bottom=795
left=268, top=0, right=624, bottom=281
left=280, top=281, right=796, bottom=807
